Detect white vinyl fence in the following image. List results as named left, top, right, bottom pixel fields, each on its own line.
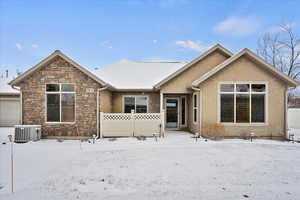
left=288, top=108, right=300, bottom=129
left=100, top=111, right=164, bottom=137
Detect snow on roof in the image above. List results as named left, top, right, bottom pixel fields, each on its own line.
left=93, top=59, right=187, bottom=89
left=0, top=77, right=19, bottom=94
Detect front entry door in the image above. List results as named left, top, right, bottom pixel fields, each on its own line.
left=165, top=98, right=179, bottom=129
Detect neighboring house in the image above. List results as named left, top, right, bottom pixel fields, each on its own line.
left=0, top=77, right=20, bottom=126
left=9, top=44, right=299, bottom=139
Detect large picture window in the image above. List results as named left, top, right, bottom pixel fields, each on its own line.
left=46, top=84, right=75, bottom=122
left=123, top=96, right=148, bottom=113
left=219, top=83, right=266, bottom=124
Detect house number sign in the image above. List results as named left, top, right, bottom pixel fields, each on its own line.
left=86, top=88, right=95, bottom=93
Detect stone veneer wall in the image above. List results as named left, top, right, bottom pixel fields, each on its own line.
left=19, top=56, right=103, bottom=137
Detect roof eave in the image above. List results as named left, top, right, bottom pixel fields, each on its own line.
left=112, top=88, right=155, bottom=92
left=0, top=92, right=20, bottom=95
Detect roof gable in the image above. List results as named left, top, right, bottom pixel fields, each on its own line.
left=192, top=48, right=299, bottom=87
left=154, top=44, right=233, bottom=89
left=9, top=50, right=108, bottom=87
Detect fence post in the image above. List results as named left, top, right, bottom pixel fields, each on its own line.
left=161, top=109, right=165, bottom=137
left=131, top=110, right=135, bottom=137
left=100, top=112, right=103, bottom=138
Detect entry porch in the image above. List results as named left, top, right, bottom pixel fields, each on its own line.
left=99, top=91, right=201, bottom=137
left=159, top=93, right=199, bottom=132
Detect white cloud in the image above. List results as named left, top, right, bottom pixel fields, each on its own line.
left=267, top=22, right=296, bottom=34
left=214, top=16, right=261, bottom=37
left=158, top=0, right=190, bottom=7
left=32, top=44, right=39, bottom=48
left=16, top=43, right=23, bottom=50
left=101, top=40, right=113, bottom=49
left=123, top=0, right=190, bottom=7
left=142, top=57, right=177, bottom=62
left=280, top=22, right=295, bottom=30
left=267, top=26, right=282, bottom=34
left=175, top=40, right=209, bottom=52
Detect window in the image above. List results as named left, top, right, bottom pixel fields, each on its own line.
left=46, top=84, right=75, bottom=122
left=219, top=83, right=266, bottom=124
left=123, top=96, right=148, bottom=113
left=251, top=84, right=265, bottom=123
left=124, top=97, right=135, bottom=113
left=220, top=93, right=234, bottom=122
left=181, top=97, right=186, bottom=126
left=236, top=94, right=250, bottom=123
left=193, top=93, right=198, bottom=123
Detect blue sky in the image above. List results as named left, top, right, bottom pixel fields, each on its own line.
left=1, top=0, right=300, bottom=76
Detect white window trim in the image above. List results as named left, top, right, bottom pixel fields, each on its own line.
left=193, top=92, right=198, bottom=124
left=45, top=83, right=76, bottom=124
left=217, top=81, right=268, bottom=126
left=181, top=96, right=187, bottom=127
left=122, top=95, right=149, bottom=113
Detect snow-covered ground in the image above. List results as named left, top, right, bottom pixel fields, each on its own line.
left=289, top=128, right=300, bottom=141
left=1, top=129, right=300, bottom=200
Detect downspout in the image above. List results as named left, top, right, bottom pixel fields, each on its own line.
left=191, top=86, right=200, bottom=91
left=191, top=86, right=201, bottom=138
left=285, top=86, right=296, bottom=139
left=96, top=86, right=108, bottom=139
left=12, top=85, right=22, bottom=125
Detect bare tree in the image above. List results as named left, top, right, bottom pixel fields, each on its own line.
left=279, top=24, right=300, bottom=80
left=257, top=23, right=300, bottom=97
left=257, top=23, right=300, bottom=80
left=257, top=32, right=283, bottom=70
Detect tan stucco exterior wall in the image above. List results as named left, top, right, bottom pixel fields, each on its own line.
left=111, top=92, right=160, bottom=113
left=100, top=90, right=112, bottom=113
left=160, top=50, right=230, bottom=93
left=199, top=55, right=287, bottom=138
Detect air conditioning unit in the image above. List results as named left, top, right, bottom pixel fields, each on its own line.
left=14, top=125, right=42, bottom=143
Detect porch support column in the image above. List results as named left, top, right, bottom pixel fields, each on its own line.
left=97, top=86, right=108, bottom=139
left=160, top=92, right=165, bottom=137
left=192, top=86, right=201, bottom=137
left=160, top=92, right=164, bottom=113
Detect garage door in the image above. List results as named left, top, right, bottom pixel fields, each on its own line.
left=0, top=98, right=20, bottom=127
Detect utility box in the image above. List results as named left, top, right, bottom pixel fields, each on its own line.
left=14, top=125, right=42, bottom=143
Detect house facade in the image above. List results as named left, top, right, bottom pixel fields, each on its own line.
left=9, top=44, right=298, bottom=139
